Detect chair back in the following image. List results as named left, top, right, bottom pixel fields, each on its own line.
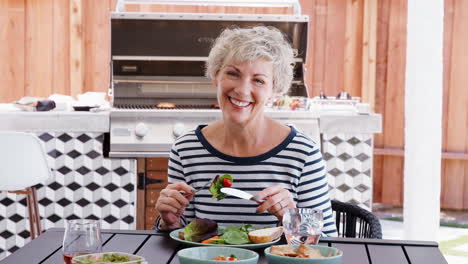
left=331, top=200, right=382, bottom=239
left=0, top=132, right=51, bottom=191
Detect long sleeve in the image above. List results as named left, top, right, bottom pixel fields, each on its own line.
left=167, top=143, right=195, bottom=222
left=296, top=146, right=338, bottom=237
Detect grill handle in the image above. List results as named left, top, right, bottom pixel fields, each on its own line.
left=115, top=0, right=302, bottom=15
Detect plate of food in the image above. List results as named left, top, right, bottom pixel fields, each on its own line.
left=170, top=218, right=283, bottom=249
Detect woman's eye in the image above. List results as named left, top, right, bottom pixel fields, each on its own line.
left=254, top=79, right=265, bottom=84
left=226, top=71, right=239, bottom=77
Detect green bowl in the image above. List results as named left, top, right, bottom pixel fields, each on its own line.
left=264, top=244, right=343, bottom=264
left=177, top=246, right=259, bottom=264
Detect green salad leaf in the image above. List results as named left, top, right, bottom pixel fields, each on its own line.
left=208, top=224, right=254, bottom=245
left=221, top=230, right=250, bottom=244
left=209, top=174, right=233, bottom=201
left=183, top=218, right=218, bottom=242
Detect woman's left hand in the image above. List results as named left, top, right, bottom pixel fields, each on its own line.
left=255, top=185, right=296, bottom=221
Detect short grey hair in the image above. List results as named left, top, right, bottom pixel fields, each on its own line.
left=206, top=26, right=296, bottom=95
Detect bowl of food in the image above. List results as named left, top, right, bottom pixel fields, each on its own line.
left=71, top=252, right=147, bottom=264
left=177, top=246, right=259, bottom=264
left=264, top=244, right=342, bottom=264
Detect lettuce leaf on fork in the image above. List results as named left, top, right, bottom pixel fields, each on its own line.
left=209, top=174, right=233, bottom=201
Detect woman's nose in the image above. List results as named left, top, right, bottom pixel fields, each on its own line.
left=234, top=78, right=251, bottom=95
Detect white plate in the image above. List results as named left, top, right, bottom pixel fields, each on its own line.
left=169, top=228, right=280, bottom=249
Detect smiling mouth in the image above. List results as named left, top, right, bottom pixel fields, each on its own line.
left=229, top=97, right=252, bottom=107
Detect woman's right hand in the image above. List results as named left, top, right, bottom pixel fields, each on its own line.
left=155, top=182, right=194, bottom=228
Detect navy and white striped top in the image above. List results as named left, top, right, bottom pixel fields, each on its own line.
left=168, top=125, right=337, bottom=237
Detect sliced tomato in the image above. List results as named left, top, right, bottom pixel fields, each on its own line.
left=222, top=178, right=232, bottom=187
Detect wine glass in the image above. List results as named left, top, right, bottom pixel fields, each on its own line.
left=62, top=219, right=102, bottom=264
left=282, top=208, right=324, bottom=245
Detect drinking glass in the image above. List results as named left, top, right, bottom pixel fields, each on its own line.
left=62, top=219, right=102, bottom=264
left=282, top=208, right=324, bottom=245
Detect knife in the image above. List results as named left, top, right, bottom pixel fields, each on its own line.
left=220, top=188, right=265, bottom=203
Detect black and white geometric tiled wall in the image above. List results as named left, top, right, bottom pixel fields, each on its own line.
left=322, top=133, right=374, bottom=211
left=0, top=132, right=136, bottom=260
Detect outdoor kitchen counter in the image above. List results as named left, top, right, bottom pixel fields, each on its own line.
left=318, top=112, right=382, bottom=212
left=0, top=104, right=109, bottom=132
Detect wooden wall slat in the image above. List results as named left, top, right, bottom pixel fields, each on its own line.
left=441, top=0, right=454, bottom=210
left=309, top=0, right=328, bottom=96
left=361, top=0, right=377, bottom=111
left=372, top=0, right=391, bottom=204
left=0, top=0, right=25, bottom=103
left=52, top=0, right=70, bottom=96
left=380, top=0, right=407, bottom=205
left=69, top=0, right=84, bottom=97
left=323, top=0, right=346, bottom=96
left=25, top=0, right=53, bottom=98
left=344, top=0, right=363, bottom=98
left=299, top=0, right=315, bottom=95
left=83, top=0, right=111, bottom=94
left=465, top=117, right=468, bottom=209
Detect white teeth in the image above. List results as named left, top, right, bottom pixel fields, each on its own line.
left=230, top=97, right=250, bottom=107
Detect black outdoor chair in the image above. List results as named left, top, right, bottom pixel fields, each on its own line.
left=331, top=200, right=382, bottom=239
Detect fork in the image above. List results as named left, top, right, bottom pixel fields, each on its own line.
left=179, top=175, right=217, bottom=197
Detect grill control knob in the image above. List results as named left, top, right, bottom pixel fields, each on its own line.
left=135, top=123, right=149, bottom=137
left=173, top=123, right=185, bottom=138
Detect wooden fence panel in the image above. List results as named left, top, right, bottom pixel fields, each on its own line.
left=52, top=0, right=69, bottom=96
left=380, top=0, right=407, bottom=205
left=373, top=0, right=392, bottom=205
left=441, top=0, right=468, bottom=210
left=344, top=0, right=364, bottom=98
left=0, top=0, right=25, bottom=103
left=307, top=0, right=328, bottom=94
left=83, top=0, right=112, bottom=93
left=441, top=0, right=454, bottom=210
left=322, top=0, right=347, bottom=97
left=25, top=0, right=53, bottom=98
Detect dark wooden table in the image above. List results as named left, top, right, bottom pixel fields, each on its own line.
left=2, top=228, right=447, bottom=264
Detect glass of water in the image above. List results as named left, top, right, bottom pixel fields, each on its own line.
left=62, top=219, right=102, bottom=264
left=282, top=208, right=324, bottom=245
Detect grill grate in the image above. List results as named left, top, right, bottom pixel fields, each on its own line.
left=114, top=104, right=218, bottom=110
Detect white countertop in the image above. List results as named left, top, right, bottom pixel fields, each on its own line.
left=319, top=113, right=382, bottom=134
left=0, top=104, right=381, bottom=134
left=0, top=104, right=109, bottom=132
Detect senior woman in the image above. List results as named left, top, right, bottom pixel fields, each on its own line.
left=155, top=26, right=337, bottom=237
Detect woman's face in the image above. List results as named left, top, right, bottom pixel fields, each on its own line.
left=213, top=59, right=274, bottom=126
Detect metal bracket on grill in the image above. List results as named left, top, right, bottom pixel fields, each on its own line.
left=137, top=172, right=164, bottom=189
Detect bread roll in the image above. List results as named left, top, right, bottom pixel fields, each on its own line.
left=248, top=227, right=283, bottom=244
